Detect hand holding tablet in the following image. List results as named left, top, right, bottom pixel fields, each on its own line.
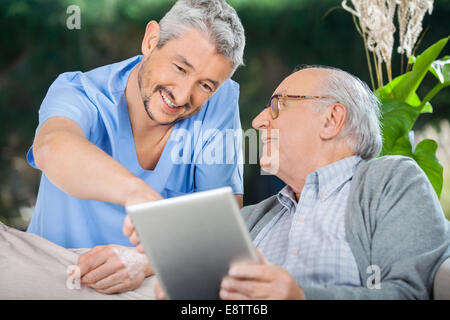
left=126, top=187, right=260, bottom=300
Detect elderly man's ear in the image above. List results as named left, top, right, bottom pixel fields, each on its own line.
left=320, top=103, right=347, bottom=140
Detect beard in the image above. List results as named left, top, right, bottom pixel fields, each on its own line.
left=142, top=88, right=184, bottom=126
left=137, top=57, right=198, bottom=126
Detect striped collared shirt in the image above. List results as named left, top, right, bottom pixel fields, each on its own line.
left=255, top=156, right=363, bottom=288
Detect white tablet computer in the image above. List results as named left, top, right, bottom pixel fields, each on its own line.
left=126, top=187, right=259, bottom=300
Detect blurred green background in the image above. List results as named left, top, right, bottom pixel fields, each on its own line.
left=1, top=0, right=449, bottom=230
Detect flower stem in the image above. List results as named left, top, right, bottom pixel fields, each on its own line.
left=386, top=61, right=392, bottom=83
left=378, top=58, right=384, bottom=88
left=362, top=31, right=376, bottom=91
left=373, top=51, right=382, bottom=89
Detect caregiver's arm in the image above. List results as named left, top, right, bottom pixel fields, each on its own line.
left=33, top=116, right=162, bottom=206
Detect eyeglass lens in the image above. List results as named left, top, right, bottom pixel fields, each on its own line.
left=270, top=96, right=279, bottom=119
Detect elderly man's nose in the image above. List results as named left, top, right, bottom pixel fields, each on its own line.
left=252, top=108, right=270, bottom=129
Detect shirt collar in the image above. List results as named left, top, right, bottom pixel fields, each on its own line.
left=277, top=185, right=297, bottom=210
left=314, top=155, right=362, bottom=200
left=277, top=155, right=363, bottom=204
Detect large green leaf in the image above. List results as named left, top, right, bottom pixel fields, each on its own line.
left=375, top=75, right=433, bottom=114
left=406, top=92, right=433, bottom=113
left=412, top=139, right=443, bottom=198
left=388, top=134, right=413, bottom=157
left=380, top=100, right=419, bottom=156
left=375, top=36, right=449, bottom=102
left=383, top=135, right=443, bottom=199
left=395, top=37, right=449, bottom=101
left=375, top=38, right=448, bottom=200
left=375, top=73, right=405, bottom=100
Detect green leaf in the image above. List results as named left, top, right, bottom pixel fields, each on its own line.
left=382, top=135, right=443, bottom=199
left=388, top=135, right=413, bottom=157
left=412, top=139, right=443, bottom=198
left=419, top=102, right=433, bottom=113
left=380, top=100, right=420, bottom=156
left=375, top=36, right=449, bottom=102
left=376, top=37, right=447, bottom=199
left=397, top=37, right=449, bottom=100
left=375, top=73, right=405, bottom=100
left=406, top=92, right=433, bottom=113
left=429, top=55, right=450, bottom=85
left=375, top=77, right=432, bottom=113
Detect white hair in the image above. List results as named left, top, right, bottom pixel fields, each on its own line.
left=296, top=65, right=383, bottom=160
left=157, top=0, right=245, bottom=76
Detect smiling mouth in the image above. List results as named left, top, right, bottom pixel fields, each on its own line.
left=160, top=90, right=181, bottom=109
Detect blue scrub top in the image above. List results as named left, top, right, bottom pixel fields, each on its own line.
left=26, top=55, right=244, bottom=248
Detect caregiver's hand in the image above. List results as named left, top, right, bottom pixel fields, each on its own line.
left=77, top=244, right=153, bottom=294
left=123, top=215, right=144, bottom=253
left=122, top=190, right=163, bottom=253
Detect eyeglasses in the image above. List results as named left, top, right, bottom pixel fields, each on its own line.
left=262, top=94, right=336, bottom=120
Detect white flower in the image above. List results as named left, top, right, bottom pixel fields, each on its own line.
left=397, top=0, right=434, bottom=57
left=342, top=0, right=396, bottom=66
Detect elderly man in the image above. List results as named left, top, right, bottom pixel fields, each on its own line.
left=146, top=66, right=450, bottom=300
left=26, top=0, right=245, bottom=294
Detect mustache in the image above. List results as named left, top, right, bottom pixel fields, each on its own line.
left=153, top=85, right=191, bottom=110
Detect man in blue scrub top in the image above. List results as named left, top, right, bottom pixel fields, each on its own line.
left=26, top=0, right=245, bottom=294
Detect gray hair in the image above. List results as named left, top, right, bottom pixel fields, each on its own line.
left=157, top=0, right=245, bottom=76
left=295, top=65, right=382, bottom=160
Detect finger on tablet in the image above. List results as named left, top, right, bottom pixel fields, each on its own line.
left=256, top=248, right=268, bottom=264
left=123, top=215, right=134, bottom=237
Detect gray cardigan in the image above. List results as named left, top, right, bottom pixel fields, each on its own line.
left=241, top=156, right=450, bottom=299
